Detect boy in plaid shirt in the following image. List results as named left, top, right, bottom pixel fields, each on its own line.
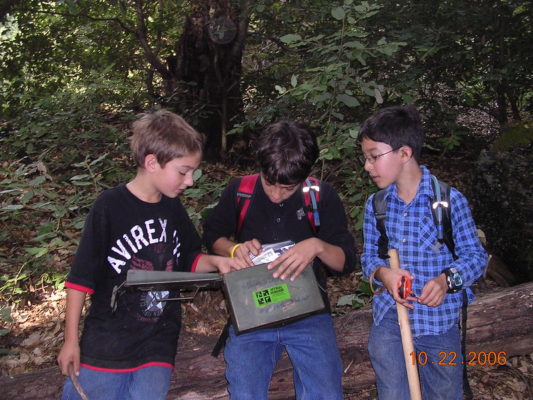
left=359, top=105, right=486, bottom=399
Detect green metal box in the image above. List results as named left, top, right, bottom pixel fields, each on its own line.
left=222, top=262, right=325, bottom=334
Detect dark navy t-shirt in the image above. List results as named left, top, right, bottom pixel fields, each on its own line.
left=66, top=184, right=202, bottom=370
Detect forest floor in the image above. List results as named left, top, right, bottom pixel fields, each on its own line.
left=1, top=111, right=532, bottom=399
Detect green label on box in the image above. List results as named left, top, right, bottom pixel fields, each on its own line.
left=253, top=284, right=291, bottom=308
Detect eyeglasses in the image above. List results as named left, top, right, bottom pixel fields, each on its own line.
left=358, top=148, right=398, bottom=165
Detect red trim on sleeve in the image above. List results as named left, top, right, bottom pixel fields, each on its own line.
left=65, top=282, right=95, bottom=295
left=80, top=361, right=173, bottom=373
left=190, top=253, right=206, bottom=272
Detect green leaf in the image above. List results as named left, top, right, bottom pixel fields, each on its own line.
left=2, top=205, right=24, bottom=211
left=349, top=129, right=359, bottom=139
left=344, top=41, right=365, bottom=49
left=311, top=93, right=331, bottom=104
left=274, top=85, right=286, bottom=94
left=337, top=294, right=365, bottom=308
left=193, top=169, right=202, bottom=181
left=331, top=111, right=345, bottom=120
left=331, top=7, right=346, bottom=20
left=89, top=153, right=108, bottom=166
left=290, top=75, right=298, bottom=88
left=374, top=88, right=384, bottom=104
left=336, top=94, right=360, bottom=108
left=26, top=247, right=48, bottom=258
left=0, top=308, right=11, bottom=322
left=279, top=34, right=302, bottom=44
left=29, top=175, right=46, bottom=186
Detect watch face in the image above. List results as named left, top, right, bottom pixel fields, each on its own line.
left=445, top=268, right=463, bottom=292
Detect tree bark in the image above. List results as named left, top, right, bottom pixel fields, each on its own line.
left=1, top=283, right=532, bottom=400
left=173, top=0, right=250, bottom=160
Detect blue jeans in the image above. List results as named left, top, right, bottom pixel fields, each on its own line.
left=61, top=365, right=172, bottom=400
left=224, top=313, right=343, bottom=400
left=368, top=308, right=463, bottom=400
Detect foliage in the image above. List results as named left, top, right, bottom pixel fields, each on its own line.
left=491, top=120, right=533, bottom=152
left=259, top=1, right=408, bottom=225
left=1, top=0, right=532, bottom=304
left=0, top=155, right=123, bottom=303
left=1, top=72, right=138, bottom=165
left=0, top=75, right=135, bottom=303
left=336, top=273, right=372, bottom=310
left=365, top=0, right=533, bottom=127
left=181, top=169, right=231, bottom=233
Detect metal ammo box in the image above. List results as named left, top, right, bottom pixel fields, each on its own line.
left=222, top=261, right=325, bottom=334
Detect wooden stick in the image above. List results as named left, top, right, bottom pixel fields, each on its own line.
left=388, top=248, right=422, bottom=400
left=68, top=363, right=90, bottom=400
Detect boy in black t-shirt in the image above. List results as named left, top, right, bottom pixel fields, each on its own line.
left=57, top=110, right=245, bottom=400
left=203, top=120, right=356, bottom=399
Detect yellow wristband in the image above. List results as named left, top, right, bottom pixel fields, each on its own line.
left=229, top=243, right=241, bottom=258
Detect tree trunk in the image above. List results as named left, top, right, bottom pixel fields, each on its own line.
left=173, top=0, right=250, bottom=160
left=1, top=283, right=532, bottom=400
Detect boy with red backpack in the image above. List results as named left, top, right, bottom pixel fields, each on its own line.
left=203, top=120, right=356, bottom=399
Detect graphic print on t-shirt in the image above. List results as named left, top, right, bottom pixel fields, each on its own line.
left=108, top=218, right=181, bottom=322
left=107, top=218, right=181, bottom=274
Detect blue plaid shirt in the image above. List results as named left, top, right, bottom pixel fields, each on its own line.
left=361, top=166, right=487, bottom=337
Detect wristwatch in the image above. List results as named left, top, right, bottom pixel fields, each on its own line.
left=443, top=267, right=463, bottom=293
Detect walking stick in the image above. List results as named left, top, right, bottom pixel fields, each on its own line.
left=388, top=248, right=422, bottom=400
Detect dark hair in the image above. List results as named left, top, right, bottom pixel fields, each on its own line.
left=130, top=109, right=205, bottom=168
left=256, top=120, right=319, bottom=185
left=359, top=105, right=424, bottom=162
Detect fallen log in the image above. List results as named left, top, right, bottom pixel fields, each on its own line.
left=1, top=282, right=532, bottom=400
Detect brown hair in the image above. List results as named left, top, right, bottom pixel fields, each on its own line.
left=256, top=120, right=319, bottom=185
left=130, top=110, right=205, bottom=167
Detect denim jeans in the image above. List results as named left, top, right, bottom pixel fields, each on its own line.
left=368, top=308, right=463, bottom=400
left=224, top=313, right=344, bottom=400
left=61, top=365, right=172, bottom=400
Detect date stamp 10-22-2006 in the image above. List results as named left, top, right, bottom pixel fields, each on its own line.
left=411, top=351, right=508, bottom=366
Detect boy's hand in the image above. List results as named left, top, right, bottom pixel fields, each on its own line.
left=212, top=255, right=248, bottom=274
left=418, top=273, right=447, bottom=307
left=232, top=239, right=262, bottom=266
left=378, top=267, right=417, bottom=309
left=57, top=340, right=80, bottom=376
left=268, top=238, right=316, bottom=281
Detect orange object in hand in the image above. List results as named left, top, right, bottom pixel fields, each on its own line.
left=398, top=276, right=413, bottom=299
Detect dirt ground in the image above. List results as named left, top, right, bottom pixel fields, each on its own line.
left=1, top=274, right=532, bottom=399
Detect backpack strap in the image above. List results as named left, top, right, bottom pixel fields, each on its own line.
left=236, top=174, right=259, bottom=235
left=373, top=176, right=456, bottom=260
left=430, top=175, right=456, bottom=259
left=303, top=177, right=321, bottom=233
left=211, top=318, right=231, bottom=358
left=372, top=189, right=389, bottom=259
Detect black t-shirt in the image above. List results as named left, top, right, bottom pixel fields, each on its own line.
left=203, top=177, right=356, bottom=310
left=66, top=184, right=202, bottom=370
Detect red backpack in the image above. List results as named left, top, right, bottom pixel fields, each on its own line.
left=235, top=174, right=321, bottom=234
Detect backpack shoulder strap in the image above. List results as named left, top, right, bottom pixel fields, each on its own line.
left=236, top=174, right=259, bottom=235
left=372, top=189, right=389, bottom=259
left=430, top=175, right=456, bottom=259
left=303, top=177, right=320, bottom=233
